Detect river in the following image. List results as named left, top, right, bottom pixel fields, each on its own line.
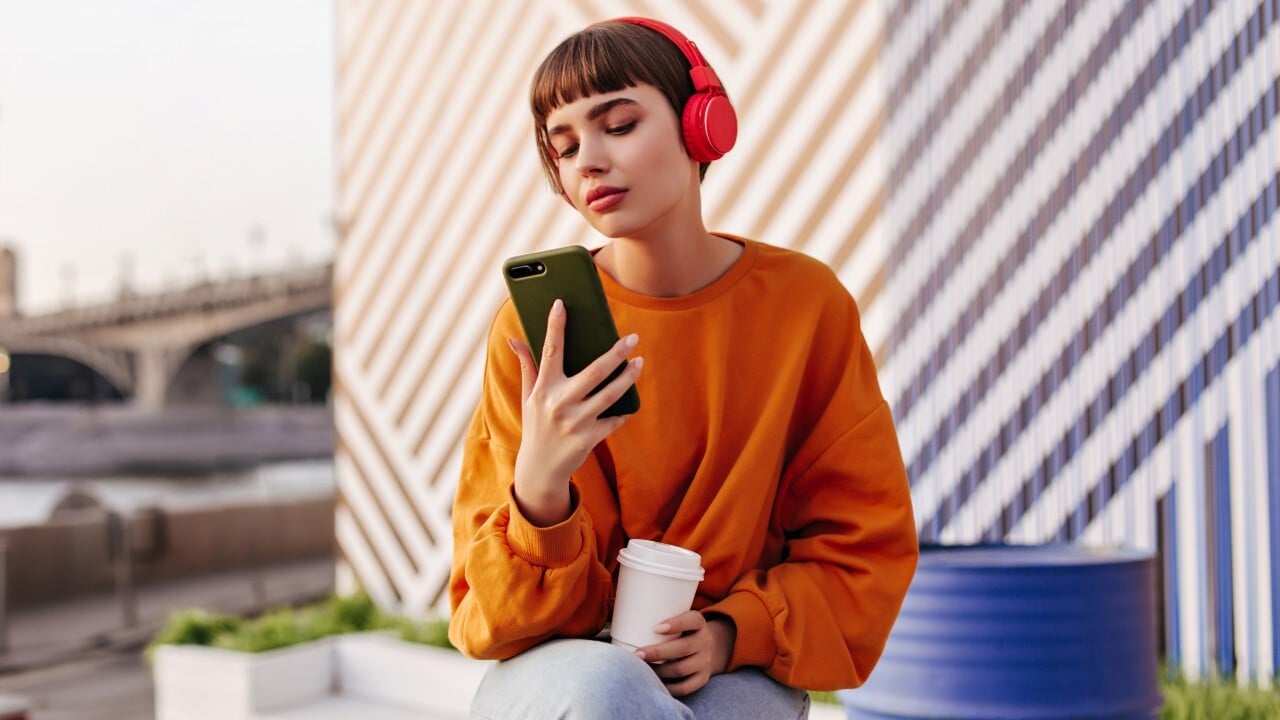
left=0, top=458, right=336, bottom=528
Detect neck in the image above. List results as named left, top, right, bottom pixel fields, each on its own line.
left=595, top=198, right=742, bottom=298
left=598, top=230, right=742, bottom=297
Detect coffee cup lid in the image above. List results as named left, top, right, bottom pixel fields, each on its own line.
left=617, top=539, right=705, bottom=582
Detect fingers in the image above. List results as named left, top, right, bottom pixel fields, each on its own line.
left=636, top=611, right=704, bottom=662
left=507, top=338, right=536, bottom=401
left=584, top=357, right=643, bottom=418
left=539, top=298, right=566, bottom=375
left=519, top=298, right=638, bottom=450
left=636, top=611, right=712, bottom=697
left=567, top=332, right=641, bottom=417
left=574, top=331, right=639, bottom=387
left=655, top=610, right=704, bottom=636
left=644, top=640, right=708, bottom=698
left=648, top=644, right=699, bottom=674
left=637, top=635, right=697, bottom=667
left=544, top=311, right=641, bottom=417
left=663, top=673, right=710, bottom=698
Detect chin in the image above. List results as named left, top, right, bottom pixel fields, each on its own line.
left=587, top=216, right=643, bottom=240
left=589, top=208, right=679, bottom=241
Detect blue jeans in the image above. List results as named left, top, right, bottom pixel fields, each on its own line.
left=469, top=638, right=810, bottom=720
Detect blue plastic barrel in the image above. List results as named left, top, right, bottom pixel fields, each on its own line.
left=838, top=544, right=1162, bottom=719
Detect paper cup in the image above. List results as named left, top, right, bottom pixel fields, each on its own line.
left=610, top=539, right=705, bottom=651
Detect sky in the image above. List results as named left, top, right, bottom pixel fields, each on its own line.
left=0, top=0, right=334, bottom=314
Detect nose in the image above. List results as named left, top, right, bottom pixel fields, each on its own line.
left=575, top=136, right=608, bottom=176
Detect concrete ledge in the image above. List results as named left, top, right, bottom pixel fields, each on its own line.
left=0, top=694, right=30, bottom=720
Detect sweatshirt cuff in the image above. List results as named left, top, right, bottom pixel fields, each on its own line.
left=704, top=591, right=777, bottom=672
left=504, top=483, right=585, bottom=568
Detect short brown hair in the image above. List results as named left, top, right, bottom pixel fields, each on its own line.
left=529, top=21, right=711, bottom=193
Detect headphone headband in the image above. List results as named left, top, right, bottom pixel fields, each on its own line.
left=599, top=16, right=738, bottom=162
left=611, top=16, right=720, bottom=89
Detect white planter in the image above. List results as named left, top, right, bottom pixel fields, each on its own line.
left=153, top=634, right=492, bottom=720
left=335, top=634, right=489, bottom=716
left=154, top=639, right=334, bottom=720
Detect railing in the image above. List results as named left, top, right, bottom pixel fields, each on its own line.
left=0, top=263, right=332, bottom=335
left=107, top=513, right=138, bottom=628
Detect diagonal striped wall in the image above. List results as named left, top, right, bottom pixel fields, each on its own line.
left=334, top=0, right=1280, bottom=684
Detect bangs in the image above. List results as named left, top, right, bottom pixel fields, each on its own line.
left=530, top=25, right=659, bottom=124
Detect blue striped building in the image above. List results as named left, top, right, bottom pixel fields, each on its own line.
left=878, top=0, right=1279, bottom=684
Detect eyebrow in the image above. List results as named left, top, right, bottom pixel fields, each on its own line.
left=547, top=97, right=638, bottom=137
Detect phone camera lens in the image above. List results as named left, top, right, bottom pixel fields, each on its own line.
left=508, top=263, right=547, bottom=280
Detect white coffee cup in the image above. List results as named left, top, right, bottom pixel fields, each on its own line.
left=610, top=539, right=705, bottom=651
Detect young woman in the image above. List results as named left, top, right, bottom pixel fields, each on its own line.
left=449, top=16, right=918, bottom=720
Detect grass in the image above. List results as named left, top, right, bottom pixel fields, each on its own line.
left=810, top=690, right=839, bottom=705
left=811, top=677, right=1280, bottom=719
left=146, top=591, right=452, bottom=663
left=1160, top=675, right=1280, bottom=720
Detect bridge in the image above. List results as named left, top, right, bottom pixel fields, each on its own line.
left=0, top=254, right=332, bottom=409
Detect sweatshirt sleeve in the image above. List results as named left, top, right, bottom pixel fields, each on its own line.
left=447, top=305, right=614, bottom=660
left=701, top=289, right=919, bottom=691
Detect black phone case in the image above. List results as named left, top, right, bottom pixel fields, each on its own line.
left=503, top=246, right=640, bottom=417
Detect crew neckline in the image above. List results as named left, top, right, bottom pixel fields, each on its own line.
left=593, top=234, right=758, bottom=311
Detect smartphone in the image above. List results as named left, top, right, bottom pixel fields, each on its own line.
left=503, top=246, right=640, bottom=417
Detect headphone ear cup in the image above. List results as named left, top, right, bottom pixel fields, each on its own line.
left=682, top=91, right=738, bottom=162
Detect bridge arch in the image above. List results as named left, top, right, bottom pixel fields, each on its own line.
left=0, top=335, right=134, bottom=397
left=0, top=263, right=332, bottom=408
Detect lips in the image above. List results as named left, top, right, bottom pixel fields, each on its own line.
left=585, top=185, right=627, bottom=211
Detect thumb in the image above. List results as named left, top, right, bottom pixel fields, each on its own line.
left=507, top=337, right=537, bottom=401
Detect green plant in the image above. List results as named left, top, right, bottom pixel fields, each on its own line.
left=809, top=690, right=839, bottom=705
left=816, top=675, right=1280, bottom=716
left=150, top=609, right=245, bottom=646
left=145, top=610, right=244, bottom=664
left=385, top=613, right=453, bottom=647
left=307, top=590, right=379, bottom=637
left=147, top=592, right=454, bottom=662
left=210, top=606, right=329, bottom=653
left=1160, top=675, right=1280, bottom=720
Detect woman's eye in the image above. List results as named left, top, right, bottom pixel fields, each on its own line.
left=606, top=121, right=636, bottom=135
left=555, top=144, right=578, bottom=158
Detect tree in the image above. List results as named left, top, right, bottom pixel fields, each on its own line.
left=294, top=341, right=331, bottom=403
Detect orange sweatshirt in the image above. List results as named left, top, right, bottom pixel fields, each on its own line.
left=449, top=237, right=918, bottom=691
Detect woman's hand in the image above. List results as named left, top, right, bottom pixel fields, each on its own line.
left=634, top=611, right=737, bottom=697
left=509, top=298, right=643, bottom=527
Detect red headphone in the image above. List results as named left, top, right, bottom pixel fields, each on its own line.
left=608, top=16, right=738, bottom=162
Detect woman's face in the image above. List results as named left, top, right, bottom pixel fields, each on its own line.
left=545, top=83, right=699, bottom=239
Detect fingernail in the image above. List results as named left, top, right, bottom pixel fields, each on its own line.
left=506, top=338, right=518, bottom=353
left=623, top=333, right=638, bottom=349
left=634, top=650, right=646, bottom=660
left=552, top=298, right=564, bottom=312
left=633, top=357, right=644, bottom=371
left=654, top=623, right=670, bottom=634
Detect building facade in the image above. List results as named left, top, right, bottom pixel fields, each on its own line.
left=334, top=0, right=1280, bottom=683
